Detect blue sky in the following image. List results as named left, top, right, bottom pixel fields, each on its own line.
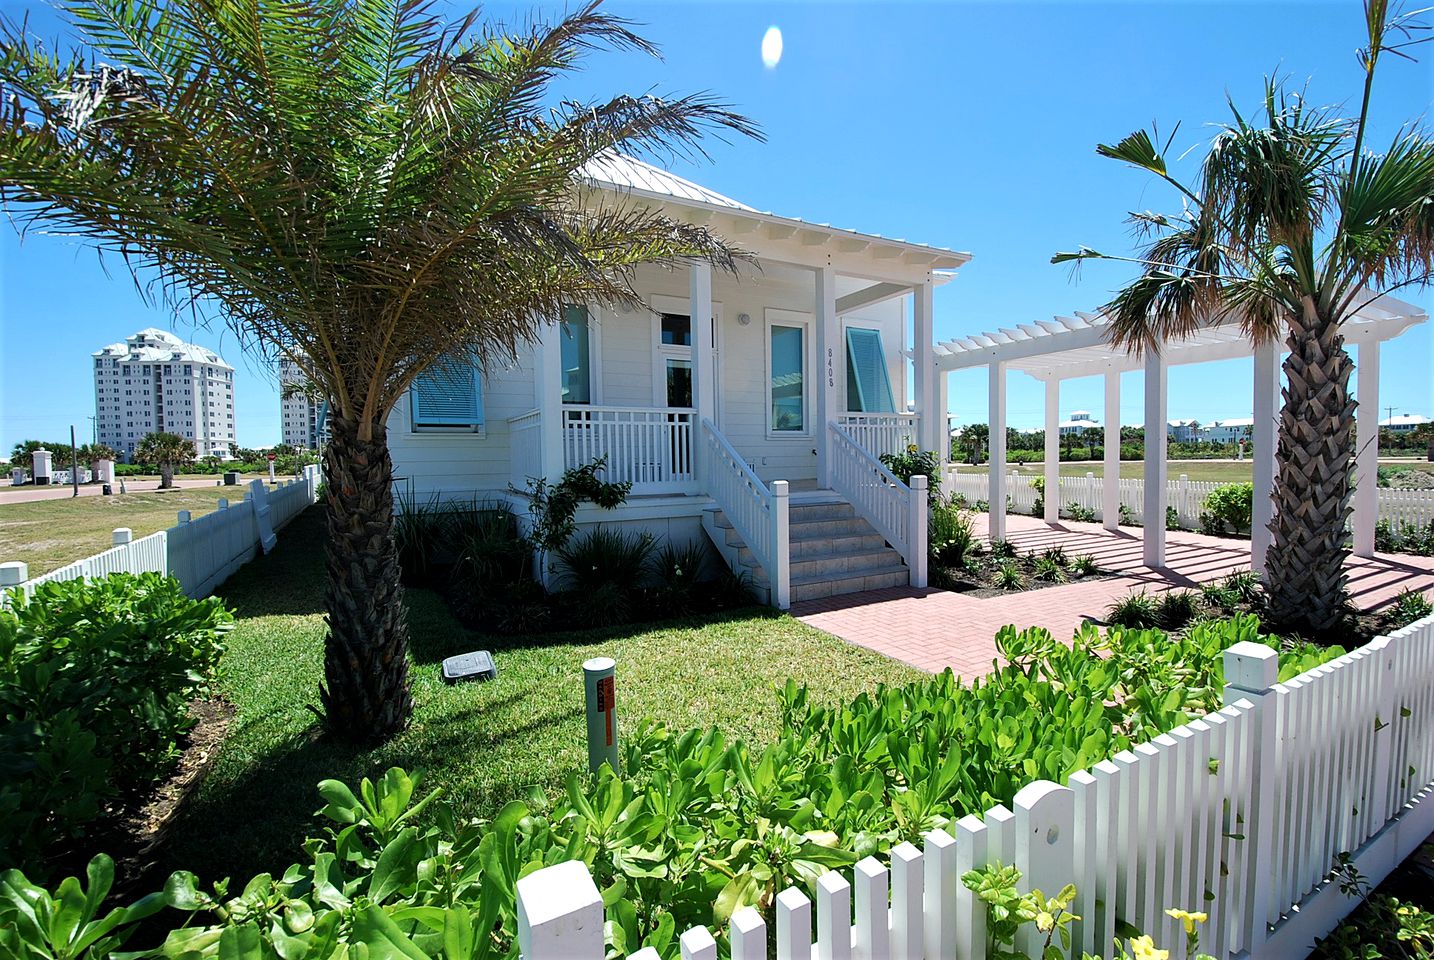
left=2, top=0, right=1431, bottom=449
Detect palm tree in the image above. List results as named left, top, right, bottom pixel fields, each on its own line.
left=1056, top=2, right=1433, bottom=632
left=135, top=432, right=196, bottom=488
left=1082, top=426, right=1102, bottom=460
left=0, top=0, right=757, bottom=742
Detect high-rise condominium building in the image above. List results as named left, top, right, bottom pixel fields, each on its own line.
left=93, top=328, right=236, bottom=461
left=279, top=358, right=323, bottom=449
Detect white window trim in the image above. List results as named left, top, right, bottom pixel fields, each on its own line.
left=648, top=294, right=722, bottom=410
left=764, top=307, right=814, bottom=439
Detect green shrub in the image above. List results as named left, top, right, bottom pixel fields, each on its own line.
left=0, top=573, right=231, bottom=873
left=1222, top=571, right=1263, bottom=605
left=1064, top=503, right=1096, bottom=522
left=1107, top=590, right=1159, bottom=628
left=995, top=561, right=1024, bottom=590
left=1041, top=545, right=1068, bottom=567
left=1032, top=556, right=1065, bottom=583
left=651, top=540, right=710, bottom=614
left=879, top=447, right=941, bottom=501
left=450, top=502, right=530, bottom=592
left=1157, top=590, right=1201, bottom=630
left=989, top=538, right=1017, bottom=559
left=1119, top=503, right=1136, bottom=526
left=1165, top=505, right=1181, bottom=530
left=1070, top=554, right=1099, bottom=577
left=1384, top=588, right=1433, bottom=631
left=930, top=496, right=976, bottom=565
left=1202, top=483, right=1254, bottom=535
left=554, top=526, right=656, bottom=622
left=1313, top=893, right=1434, bottom=959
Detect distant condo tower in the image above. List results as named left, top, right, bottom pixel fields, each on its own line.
left=93, top=328, right=236, bottom=461
left=279, top=358, right=323, bottom=449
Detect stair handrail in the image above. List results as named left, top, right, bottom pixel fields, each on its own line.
left=827, top=421, right=928, bottom=588
left=700, top=419, right=790, bottom=609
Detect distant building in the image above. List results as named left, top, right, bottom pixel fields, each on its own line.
left=279, top=358, right=324, bottom=449
left=1167, top=419, right=1200, bottom=443
left=93, top=328, right=235, bottom=461
left=1058, top=410, right=1100, bottom=436
left=1381, top=413, right=1430, bottom=434
left=1203, top=418, right=1254, bottom=444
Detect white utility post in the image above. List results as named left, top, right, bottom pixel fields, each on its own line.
left=690, top=262, right=716, bottom=490
left=1354, top=340, right=1381, bottom=558
left=912, top=279, right=936, bottom=454
left=1043, top=379, right=1060, bottom=523
left=533, top=323, right=565, bottom=484
left=1251, top=342, right=1280, bottom=575
left=1103, top=370, right=1121, bottom=530
left=988, top=360, right=1008, bottom=541
left=815, top=265, right=840, bottom=487
left=1143, top=347, right=1168, bottom=567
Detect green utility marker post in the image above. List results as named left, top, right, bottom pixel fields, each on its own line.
left=583, top=657, right=619, bottom=774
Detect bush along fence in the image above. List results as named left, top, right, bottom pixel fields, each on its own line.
left=516, top=615, right=1434, bottom=960
left=0, top=465, right=320, bottom=601
left=946, top=469, right=1434, bottom=532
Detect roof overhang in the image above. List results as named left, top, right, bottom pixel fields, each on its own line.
left=934, top=293, right=1427, bottom=381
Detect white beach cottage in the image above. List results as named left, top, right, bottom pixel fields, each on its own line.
left=385, top=155, right=968, bottom=608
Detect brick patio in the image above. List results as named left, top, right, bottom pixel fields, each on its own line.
left=793, top=514, right=1434, bottom=676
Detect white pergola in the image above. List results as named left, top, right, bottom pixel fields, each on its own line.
left=934, top=293, right=1428, bottom=573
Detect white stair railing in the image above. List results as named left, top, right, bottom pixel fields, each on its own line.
left=700, top=419, right=789, bottom=609
left=837, top=412, right=921, bottom=460
left=829, top=422, right=927, bottom=588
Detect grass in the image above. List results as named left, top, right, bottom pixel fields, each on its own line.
left=950, top=458, right=1433, bottom=484
left=158, top=508, right=922, bottom=885
left=0, top=486, right=255, bottom=576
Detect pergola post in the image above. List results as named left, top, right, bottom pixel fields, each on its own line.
left=988, top=360, right=1007, bottom=541
left=690, top=262, right=716, bottom=491
left=1103, top=370, right=1121, bottom=530
left=1143, top=347, right=1168, bottom=567
left=1354, top=340, right=1381, bottom=558
left=1043, top=379, right=1060, bottom=523
left=1251, top=342, right=1280, bottom=576
left=814, top=265, right=840, bottom=488
left=912, top=279, right=936, bottom=452
left=937, top=371, right=952, bottom=496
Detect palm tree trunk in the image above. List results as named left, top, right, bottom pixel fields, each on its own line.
left=160, top=463, right=174, bottom=489
left=320, top=415, right=413, bottom=742
left=1263, top=300, right=1356, bottom=633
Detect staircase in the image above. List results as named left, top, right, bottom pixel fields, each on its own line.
left=702, top=491, right=910, bottom=604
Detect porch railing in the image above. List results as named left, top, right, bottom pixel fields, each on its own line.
left=701, top=419, right=789, bottom=608
left=507, top=407, right=542, bottom=488
left=562, top=405, right=696, bottom=494
left=837, top=413, right=921, bottom=461
left=829, top=422, right=927, bottom=587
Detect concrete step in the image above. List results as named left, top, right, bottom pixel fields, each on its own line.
left=737, top=532, right=887, bottom=565
left=787, top=516, right=877, bottom=541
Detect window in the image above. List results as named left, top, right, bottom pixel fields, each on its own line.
left=660, top=313, right=691, bottom=347
left=769, top=323, right=806, bottom=433
left=664, top=358, right=693, bottom=408
left=410, top=355, right=484, bottom=431
left=845, top=328, right=896, bottom=413
left=560, top=305, right=591, bottom=404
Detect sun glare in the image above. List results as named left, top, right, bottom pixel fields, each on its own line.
left=761, top=25, right=783, bottom=69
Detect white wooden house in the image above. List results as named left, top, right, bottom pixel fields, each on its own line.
left=386, top=155, right=968, bottom=607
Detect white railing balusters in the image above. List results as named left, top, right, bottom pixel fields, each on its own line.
left=507, top=408, right=542, bottom=488
left=700, top=419, right=789, bottom=609
left=837, top=413, right=922, bottom=460
left=559, top=404, right=697, bottom=494
left=828, top=422, right=926, bottom=587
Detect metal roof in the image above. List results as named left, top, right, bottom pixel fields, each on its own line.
left=934, top=293, right=1427, bottom=381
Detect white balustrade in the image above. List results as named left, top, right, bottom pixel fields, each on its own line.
left=562, top=405, right=697, bottom=494
left=701, top=419, right=789, bottom=608
left=507, top=408, right=543, bottom=488
left=828, top=423, right=927, bottom=587
left=837, top=413, right=922, bottom=460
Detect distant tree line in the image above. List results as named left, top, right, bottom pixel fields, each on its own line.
left=949, top=423, right=1263, bottom=465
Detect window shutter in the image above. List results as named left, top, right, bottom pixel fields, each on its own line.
left=411, top=357, right=483, bottom=429
left=845, top=328, right=896, bottom=413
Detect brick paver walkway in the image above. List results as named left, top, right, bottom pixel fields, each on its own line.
left=794, top=514, right=1434, bottom=676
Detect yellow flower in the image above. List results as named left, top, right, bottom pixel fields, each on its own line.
left=1129, top=935, right=1169, bottom=960
left=1164, top=908, right=1208, bottom=935
left=907, top=443, right=919, bottom=453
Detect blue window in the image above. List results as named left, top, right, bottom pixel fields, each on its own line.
left=770, top=324, right=805, bottom=432
left=845, top=327, right=896, bottom=413
left=410, top=355, right=484, bottom=430
left=561, top=305, right=592, bottom=404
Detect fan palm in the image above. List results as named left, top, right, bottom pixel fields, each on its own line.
left=135, top=431, right=196, bottom=488
left=0, top=0, right=758, bottom=741
left=1056, top=1, right=1433, bottom=632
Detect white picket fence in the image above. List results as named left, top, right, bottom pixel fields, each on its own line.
left=515, top=617, right=1434, bottom=960
left=947, top=468, right=1434, bottom=531
left=1, top=465, right=321, bottom=602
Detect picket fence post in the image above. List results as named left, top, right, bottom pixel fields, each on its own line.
left=1014, top=781, right=1076, bottom=958
left=112, top=527, right=133, bottom=546
left=1222, top=641, right=1280, bottom=958
left=909, top=475, right=929, bottom=588
left=516, top=860, right=604, bottom=960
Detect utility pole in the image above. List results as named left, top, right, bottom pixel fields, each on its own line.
left=70, top=424, right=79, bottom=498
left=87, top=415, right=97, bottom=445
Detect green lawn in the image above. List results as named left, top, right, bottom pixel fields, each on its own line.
left=159, top=508, right=922, bottom=885
left=951, top=459, right=1434, bottom=484
left=0, top=486, right=255, bottom=576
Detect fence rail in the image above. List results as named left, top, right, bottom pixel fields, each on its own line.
left=2, top=464, right=321, bottom=602
left=829, top=422, right=927, bottom=588
left=946, top=468, right=1434, bottom=531
left=516, top=615, right=1434, bottom=960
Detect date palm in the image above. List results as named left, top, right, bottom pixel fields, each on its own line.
left=1056, top=1, right=1433, bottom=632
left=135, top=431, right=196, bottom=489
left=0, top=0, right=757, bottom=741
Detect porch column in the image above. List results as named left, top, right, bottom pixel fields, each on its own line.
left=815, top=265, right=840, bottom=487
left=690, top=262, right=716, bottom=490
left=1103, top=370, right=1121, bottom=530
left=912, top=278, right=936, bottom=452
left=1354, top=340, right=1381, bottom=558
left=1043, top=378, right=1060, bottom=523
left=937, top=370, right=952, bottom=496
left=1251, top=341, right=1280, bottom=575
left=1143, top=346, right=1168, bottom=567
left=988, top=360, right=1007, bottom=541
left=534, top=323, right=565, bottom=482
